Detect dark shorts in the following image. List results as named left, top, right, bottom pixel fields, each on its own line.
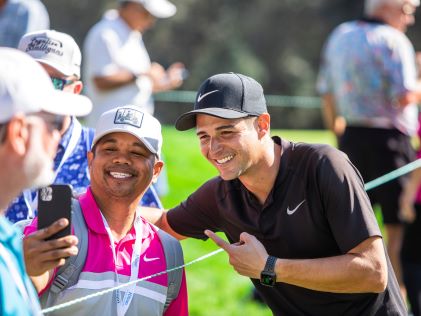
left=339, top=127, right=415, bottom=224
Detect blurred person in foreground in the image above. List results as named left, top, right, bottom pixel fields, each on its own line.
left=5, top=29, right=162, bottom=224
left=317, top=0, right=421, bottom=297
left=142, top=72, right=407, bottom=315
left=24, top=105, right=188, bottom=316
left=83, top=0, right=185, bottom=127
left=0, top=48, right=91, bottom=315
left=0, top=0, right=49, bottom=48
left=397, top=52, right=421, bottom=316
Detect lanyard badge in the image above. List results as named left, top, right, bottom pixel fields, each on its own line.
left=101, top=211, right=143, bottom=316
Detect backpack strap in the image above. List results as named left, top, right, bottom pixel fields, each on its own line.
left=41, top=199, right=88, bottom=306
left=157, top=229, right=184, bottom=311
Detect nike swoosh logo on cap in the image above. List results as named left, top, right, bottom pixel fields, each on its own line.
left=197, top=89, right=219, bottom=102
left=286, top=200, right=306, bottom=215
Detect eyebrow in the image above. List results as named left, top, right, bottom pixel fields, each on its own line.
left=196, top=124, right=236, bottom=136
left=99, top=137, right=146, bottom=149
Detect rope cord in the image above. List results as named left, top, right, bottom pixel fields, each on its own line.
left=364, top=158, right=421, bottom=191
left=41, top=248, right=224, bottom=314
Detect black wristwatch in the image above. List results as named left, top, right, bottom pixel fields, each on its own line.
left=260, top=255, right=277, bottom=287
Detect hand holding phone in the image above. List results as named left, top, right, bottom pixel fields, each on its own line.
left=38, top=184, right=73, bottom=240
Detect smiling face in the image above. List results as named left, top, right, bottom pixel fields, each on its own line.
left=88, top=132, right=163, bottom=203
left=196, top=114, right=265, bottom=181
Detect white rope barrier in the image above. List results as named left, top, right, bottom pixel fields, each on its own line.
left=41, top=248, right=224, bottom=314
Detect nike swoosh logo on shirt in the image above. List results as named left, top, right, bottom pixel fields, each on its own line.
left=143, top=254, right=160, bottom=262
left=286, top=200, right=306, bottom=215
left=197, top=89, right=219, bottom=102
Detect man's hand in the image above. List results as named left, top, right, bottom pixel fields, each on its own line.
left=204, top=230, right=268, bottom=279
left=23, top=218, right=78, bottom=276
left=149, top=62, right=186, bottom=92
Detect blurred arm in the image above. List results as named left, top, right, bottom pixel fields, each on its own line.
left=93, top=70, right=137, bottom=91
left=206, top=231, right=387, bottom=293
left=399, top=167, right=421, bottom=222
left=321, top=93, right=346, bottom=138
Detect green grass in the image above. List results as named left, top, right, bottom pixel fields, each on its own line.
left=159, top=127, right=335, bottom=316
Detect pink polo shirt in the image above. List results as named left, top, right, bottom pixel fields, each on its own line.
left=25, top=188, right=188, bottom=316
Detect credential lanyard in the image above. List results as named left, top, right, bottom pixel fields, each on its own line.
left=23, top=120, right=82, bottom=218
left=101, top=211, right=143, bottom=316
left=0, top=243, right=42, bottom=315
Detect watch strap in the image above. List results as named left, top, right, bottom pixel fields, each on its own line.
left=263, top=255, right=277, bottom=273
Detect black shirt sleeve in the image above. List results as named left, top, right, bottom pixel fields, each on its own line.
left=167, top=177, right=223, bottom=240
left=315, top=145, right=382, bottom=253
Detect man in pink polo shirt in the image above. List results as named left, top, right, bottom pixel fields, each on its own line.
left=25, top=105, right=188, bottom=315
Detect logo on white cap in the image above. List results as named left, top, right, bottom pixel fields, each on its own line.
left=25, top=37, right=64, bottom=58
left=114, top=108, right=143, bottom=128
left=18, top=30, right=82, bottom=78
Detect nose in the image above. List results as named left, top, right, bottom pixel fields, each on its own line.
left=209, top=137, right=223, bottom=154
left=112, top=151, right=131, bottom=165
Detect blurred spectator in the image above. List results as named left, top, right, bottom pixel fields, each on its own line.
left=6, top=29, right=163, bottom=224
left=83, top=0, right=185, bottom=127
left=0, top=47, right=91, bottom=316
left=0, top=0, right=49, bottom=48
left=317, top=0, right=421, bottom=297
left=83, top=0, right=186, bottom=197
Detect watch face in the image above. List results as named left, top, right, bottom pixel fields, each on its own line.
left=260, top=271, right=276, bottom=287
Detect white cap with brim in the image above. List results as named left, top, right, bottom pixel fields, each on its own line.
left=18, top=30, right=82, bottom=78
left=0, top=48, right=92, bottom=124
left=119, top=0, right=176, bottom=18
left=92, top=105, right=162, bottom=158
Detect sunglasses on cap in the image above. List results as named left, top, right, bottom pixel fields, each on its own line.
left=51, top=77, right=75, bottom=91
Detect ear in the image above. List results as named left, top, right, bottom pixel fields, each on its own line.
left=87, top=151, right=94, bottom=169
left=71, top=81, right=83, bottom=95
left=5, top=115, right=28, bottom=156
left=256, top=113, right=270, bottom=138
left=151, top=160, right=164, bottom=183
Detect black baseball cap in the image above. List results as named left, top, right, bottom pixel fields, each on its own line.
left=175, top=72, right=267, bottom=131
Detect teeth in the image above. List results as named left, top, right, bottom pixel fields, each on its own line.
left=110, top=172, right=132, bottom=179
left=216, top=155, right=234, bottom=164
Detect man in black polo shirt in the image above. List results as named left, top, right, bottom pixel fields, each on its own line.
left=145, top=73, right=406, bottom=315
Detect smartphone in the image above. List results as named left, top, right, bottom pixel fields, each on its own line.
left=37, top=184, right=73, bottom=240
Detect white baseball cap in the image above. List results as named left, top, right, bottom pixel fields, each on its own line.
left=119, top=0, right=176, bottom=18
left=0, top=48, right=92, bottom=123
left=92, top=105, right=163, bottom=158
left=18, top=30, right=81, bottom=78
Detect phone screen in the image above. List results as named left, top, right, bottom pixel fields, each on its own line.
left=37, top=184, right=73, bottom=240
